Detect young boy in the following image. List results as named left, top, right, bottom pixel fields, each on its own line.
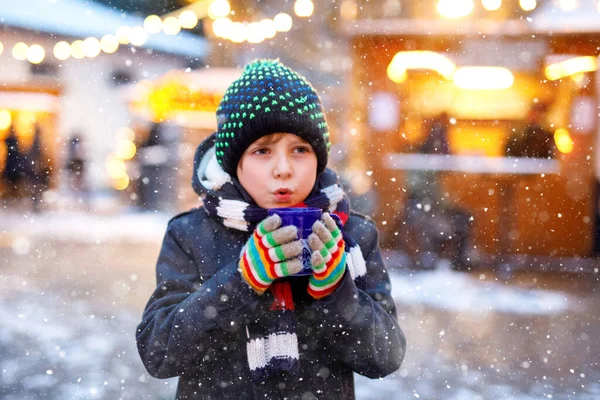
left=136, top=59, right=406, bottom=399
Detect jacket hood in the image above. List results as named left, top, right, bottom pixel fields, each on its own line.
left=191, top=132, right=256, bottom=203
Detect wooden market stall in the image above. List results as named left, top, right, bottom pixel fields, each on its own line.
left=340, top=1, right=600, bottom=271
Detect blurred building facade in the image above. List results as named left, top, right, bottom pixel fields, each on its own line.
left=339, top=0, right=600, bottom=270
left=0, top=0, right=209, bottom=200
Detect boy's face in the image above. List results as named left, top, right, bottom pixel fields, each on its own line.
left=236, top=133, right=318, bottom=209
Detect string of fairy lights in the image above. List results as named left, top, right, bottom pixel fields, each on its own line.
left=0, top=0, right=315, bottom=65
left=4, top=0, right=600, bottom=64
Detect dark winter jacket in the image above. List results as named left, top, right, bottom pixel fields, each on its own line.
left=136, top=139, right=406, bottom=399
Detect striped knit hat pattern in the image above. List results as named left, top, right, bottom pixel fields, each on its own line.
left=215, top=59, right=330, bottom=176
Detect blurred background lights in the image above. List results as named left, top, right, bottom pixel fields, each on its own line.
left=100, top=34, right=119, bottom=54
left=0, top=42, right=3, bottom=56
left=437, top=0, right=473, bottom=18
left=229, top=22, right=246, bottom=43
left=559, top=0, right=577, bottom=11
left=208, top=0, right=231, bottom=19
left=116, top=26, right=131, bottom=44
left=245, top=22, right=264, bottom=44
left=387, top=51, right=457, bottom=84
left=26, top=44, right=46, bottom=64
left=453, top=66, right=514, bottom=90
left=519, top=0, right=537, bottom=11
left=179, top=10, right=199, bottom=29
left=53, top=41, right=71, bottom=60
left=128, top=26, right=148, bottom=47
left=83, top=37, right=101, bottom=58
left=274, top=13, right=293, bottom=32
left=482, top=0, right=502, bottom=11
left=143, top=15, right=163, bottom=33
left=0, top=110, right=12, bottom=130
left=554, top=128, right=574, bottom=154
left=545, top=56, right=598, bottom=81
left=212, top=18, right=232, bottom=38
left=260, top=19, right=277, bottom=39
left=106, top=154, right=127, bottom=180
left=294, top=0, right=315, bottom=17
left=116, top=127, right=135, bottom=141
left=162, top=16, right=181, bottom=35
left=70, top=40, right=85, bottom=59
left=116, top=139, right=137, bottom=160
left=12, top=42, right=29, bottom=61
left=112, top=174, right=130, bottom=191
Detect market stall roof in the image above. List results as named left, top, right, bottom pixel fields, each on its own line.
left=0, top=0, right=209, bottom=58
left=340, top=0, right=600, bottom=37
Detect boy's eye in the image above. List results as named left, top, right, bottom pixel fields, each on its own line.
left=294, top=146, right=312, bottom=154
left=252, top=148, right=269, bottom=155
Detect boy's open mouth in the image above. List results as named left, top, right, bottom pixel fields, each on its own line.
left=274, top=188, right=292, bottom=202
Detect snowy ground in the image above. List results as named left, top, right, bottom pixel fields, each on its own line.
left=1, top=210, right=600, bottom=399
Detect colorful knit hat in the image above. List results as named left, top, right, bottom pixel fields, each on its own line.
left=215, top=59, right=330, bottom=176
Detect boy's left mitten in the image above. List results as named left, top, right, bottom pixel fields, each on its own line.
left=239, top=214, right=303, bottom=294
left=306, top=213, right=347, bottom=299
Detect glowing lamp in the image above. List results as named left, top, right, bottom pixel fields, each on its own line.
left=437, top=0, right=473, bottom=18
left=295, top=0, right=314, bottom=17
left=274, top=13, right=293, bottom=32
left=27, top=44, right=46, bottom=64
left=144, top=15, right=163, bottom=34
left=54, top=41, right=71, bottom=60
left=208, top=0, right=231, bottom=19
left=554, top=128, right=574, bottom=154
left=453, top=67, right=514, bottom=90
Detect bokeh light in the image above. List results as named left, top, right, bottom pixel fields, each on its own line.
left=274, top=13, right=293, bottom=32
left=116, top=139, right=137, bottom=160
left=129, top=26, right=148, bottom=47
left=27, top=44, right=46, bottom=64
left=294, top=0, right=315, bottom=17
left=179, top=10, right=199, bottom=29
left=162, top=16, right=181, bottom=35
left=554, top=128, right=574, bottom=154
left=260, top=19, right=277, bottom=39
left=100, top=35, right=119, bottom=54
left=519, top=0, right=536, bottom=11
left=482, top=0, right=502, bottom=11
left=83, top=37, right=101, bottom=58
left=12, top=42, right=29, bottom=61
left=144, top=15, right=163, bottom=33
left=71, top=40, right=85, bottom=59
left=212, top=18, right=233, bottom=38
left=54, top=41, right=71, bottom=60
left=208, top=0, right=231, bottom=19
left=116, top=26, right=131, bottom=44
left=437, top=0, right=473, bottom=18
left=0, top=110, right=12, bottom=131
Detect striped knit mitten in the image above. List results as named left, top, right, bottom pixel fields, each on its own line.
left=239, top=214, right=304, bottom=294
left=306, top=213, right=347, bottom=299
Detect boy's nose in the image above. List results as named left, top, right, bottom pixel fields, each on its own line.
left=273, top=155, right=292, bottom=179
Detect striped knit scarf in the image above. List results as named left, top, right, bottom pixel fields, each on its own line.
left=194, top=141, right=367, bottom=383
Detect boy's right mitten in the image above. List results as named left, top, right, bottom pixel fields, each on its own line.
left=239, top=214, right=303, bottom=294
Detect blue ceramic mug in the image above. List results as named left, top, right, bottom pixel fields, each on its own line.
left=267, top=207, right=322, bottom=276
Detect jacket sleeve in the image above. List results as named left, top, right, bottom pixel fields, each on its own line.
left=305, top=219, right=406, bottom=379
left=136, top=222, right=270, bottom=379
